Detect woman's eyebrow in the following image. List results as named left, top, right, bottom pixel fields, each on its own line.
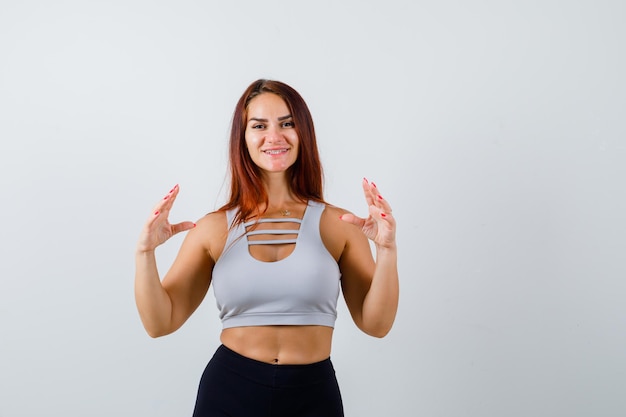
left=248, top=114, right=292, bottom=123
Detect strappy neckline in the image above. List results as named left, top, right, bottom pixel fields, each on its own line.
left=243, top=202, right=310, bottom=263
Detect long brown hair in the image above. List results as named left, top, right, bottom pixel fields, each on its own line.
left=219, top=79, right=325, bottom=225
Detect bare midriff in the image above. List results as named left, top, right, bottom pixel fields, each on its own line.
left=220, top=325, right=334, bottom=365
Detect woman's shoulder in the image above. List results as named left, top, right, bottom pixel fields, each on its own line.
left=320, top=202, right=365, bottom=242
left=319, top=202, right=354, bottom=236
left=320, top=202, right=352, bottom=218
left=192, top=210, right=229, bottom=261
left=196, top=209, right=228, bottom=229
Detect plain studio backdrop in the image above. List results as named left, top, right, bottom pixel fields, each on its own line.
left=1, top=1, right=624, bottom=416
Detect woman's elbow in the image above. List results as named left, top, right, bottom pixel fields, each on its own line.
left=146, top=328, right=169, bottom=338
left=140, top=318, right=175, bottom=338
left=359, top=321, right=394, bottom=338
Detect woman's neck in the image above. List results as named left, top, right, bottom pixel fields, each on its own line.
left=259, top=173, right=303, bottom=216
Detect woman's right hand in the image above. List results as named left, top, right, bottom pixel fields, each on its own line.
left=136, top=184, right=196, bottom=253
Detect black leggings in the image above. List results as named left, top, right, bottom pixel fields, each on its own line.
left=192, top=344, right=344, bottom=417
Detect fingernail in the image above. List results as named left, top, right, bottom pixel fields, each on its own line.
left=154, top=211, right=159, bottom=216
left=372, top=182, right=377, bottom=188
left=380, top=212, right=387, bottom=218
left=377, top=195, right=383, bottom=200
left=363, top=177, right=369, bottom=183
left=169, top=184, right=178, bottom=193
left=339, top=215, right=343, bottom=220
left=164, top=195, right=169, bottom=200
left=193, top=223, right=197, bottom=227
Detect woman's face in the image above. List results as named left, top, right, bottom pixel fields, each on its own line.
left=245, top=93, right=299, bottom=175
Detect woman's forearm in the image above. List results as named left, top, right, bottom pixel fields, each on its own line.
left=361, top=245, right=399, bottom=338
left=134, top=250, right=173, bottom=337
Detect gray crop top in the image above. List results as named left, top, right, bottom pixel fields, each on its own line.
left=211, top=201, right=341, bottom=329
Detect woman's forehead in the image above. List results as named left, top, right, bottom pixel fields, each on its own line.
left=246, top=93, right=290, bottom=120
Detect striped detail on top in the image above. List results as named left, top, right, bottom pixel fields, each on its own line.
left=244, top=218, right=302, bottom=246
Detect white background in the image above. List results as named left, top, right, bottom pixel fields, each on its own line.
left=1, top=1, right=625, bottom=416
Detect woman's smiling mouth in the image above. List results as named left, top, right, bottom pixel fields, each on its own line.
left=263, top=148, right=289, bottom=155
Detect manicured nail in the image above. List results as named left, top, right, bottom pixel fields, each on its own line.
left=372, top=182, right=377, bottom=188
left=363, top=177, right=369, bottom=183
left=339, top=215, right=343, bottom=220
left=380, top=212, right=387, bottom=218
left=377, top=195, right=383, bottom=200
left=154, top=211, right=159, bottom=216
left=169, top=184, right=178, bottom=193
left=193, top=223, right=197, bottom=227
left=164, top=195, right=169, bottom=200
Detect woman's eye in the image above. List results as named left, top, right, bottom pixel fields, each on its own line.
left=282, top=121, right=294, bottom=128
left=252, top=124, right=264, bottom=129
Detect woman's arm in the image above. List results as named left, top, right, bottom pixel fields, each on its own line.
left=134, top=185, right=217, bottom=338
left=336, top=179, right=399, bottom=337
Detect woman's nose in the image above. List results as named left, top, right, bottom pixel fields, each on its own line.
left=264, top=126, right=282, bottom=142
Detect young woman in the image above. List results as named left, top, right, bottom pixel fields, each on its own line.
left=135, top=79, right=399, bottom=416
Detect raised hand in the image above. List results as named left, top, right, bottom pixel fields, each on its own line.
left=340, top=178, right=396, bottom=249
left=136, top=184, right=196, bottom=253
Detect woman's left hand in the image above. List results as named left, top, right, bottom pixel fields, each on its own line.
left=340, top=178, right=396, bottom=249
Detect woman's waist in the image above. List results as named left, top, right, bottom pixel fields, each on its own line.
left=220, top=325, right=333, bottom=365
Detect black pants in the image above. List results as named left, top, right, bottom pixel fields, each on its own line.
left=192, top=344, right=344, bottom=417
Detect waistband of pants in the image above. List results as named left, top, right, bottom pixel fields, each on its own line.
left=213, top=344, right=336, bottom=388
